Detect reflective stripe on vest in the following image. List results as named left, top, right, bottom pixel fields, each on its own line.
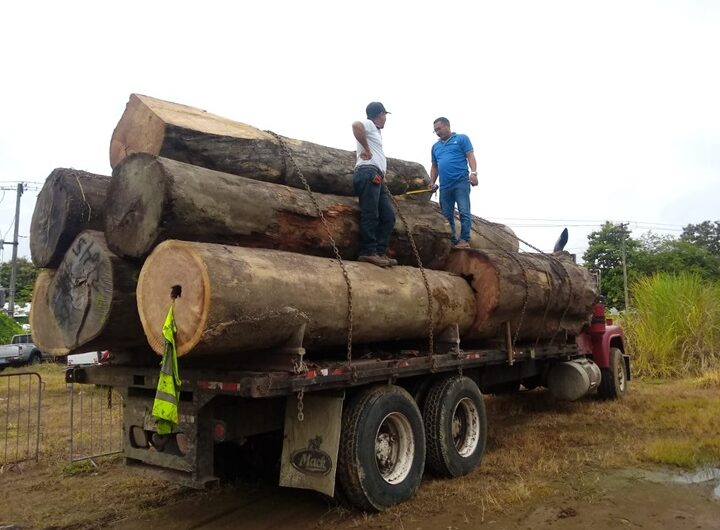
left=152, top=305, right=181, bottom=435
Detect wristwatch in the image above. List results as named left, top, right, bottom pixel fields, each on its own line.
left=470, top=171, right=478, bottom=175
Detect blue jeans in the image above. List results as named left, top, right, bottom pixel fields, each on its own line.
left=353, top=166, right=395, bottom=256
left=439, top=181, right=472, bottom=243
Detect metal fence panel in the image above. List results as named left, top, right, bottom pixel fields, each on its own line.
left=68, top=382, right=123, bottom=463
left=1, top=372, right=42, bottom=469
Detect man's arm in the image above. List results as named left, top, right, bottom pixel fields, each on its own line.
left=429, top=162, right=439, bottom=189
left=352, top=121, right=371, bottom=160
left=466, top=151, right=478, bottom=186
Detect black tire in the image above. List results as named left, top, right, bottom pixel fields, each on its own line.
left=29, top=351, right=42, bottom=365
left=598, top=347, right=628, bottom=400
left=423, top=376, right=487, bottom=478
left=336, top=384, right=425, bottom=512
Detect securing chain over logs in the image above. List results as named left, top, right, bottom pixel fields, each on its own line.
left=471, top=219, right=575, bottom=347
left=297, top=388, right=305, bottom=422
left=267, top=131, right=355, bottom=367
left=386, top=187, right=435, bottom=356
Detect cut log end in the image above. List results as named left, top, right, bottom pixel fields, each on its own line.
left=137, top=240, right=210, bottom=356
left=48, top=232, right=115, bottom=350
left=110, top=94, right=166, bottom=168
left=106, top=154, right=167, bottom=257
left=29, top=182, right=72, bottom=267
left=29, top=271, right=70, bottom=356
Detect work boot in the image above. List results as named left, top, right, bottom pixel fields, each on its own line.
left=358, top=255, right=392, bottom=267
left=453, top=240, right=470, bottom=249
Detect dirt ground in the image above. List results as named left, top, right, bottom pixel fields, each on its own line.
left=2, top=367, right=720, bottom=529
left=106, top=467, right=720, bottom=530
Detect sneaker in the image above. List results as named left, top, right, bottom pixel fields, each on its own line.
left=453, top=240, right=470, bottom=249
left=384, top=257, right=398, bottom=267
left=358, top=255, right=392, bottom=267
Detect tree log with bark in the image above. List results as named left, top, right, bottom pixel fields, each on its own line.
left=110, top=93, right=430, bottom=196
left=30, top=168, right=111, bottom=268
left=444, top=249, right=598, bottom=342
left=105, top=154, right=518, bottom=267
left=136, top=240, right=477, bottom=357
left=42, top=231, right=146, bottom=352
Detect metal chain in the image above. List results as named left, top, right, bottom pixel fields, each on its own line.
left=297, top=389, right=305, bottom=422
left=266, top=131, right=354, bottom=366
left=386, top=188, right=435, bottom=356
left=470, top=217, right=577, bottom=347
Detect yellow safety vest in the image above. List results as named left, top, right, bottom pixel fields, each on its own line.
left=152, top=305, right=181, bottom=435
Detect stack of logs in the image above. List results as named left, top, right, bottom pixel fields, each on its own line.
left=29, top=94, right=597, bottom=363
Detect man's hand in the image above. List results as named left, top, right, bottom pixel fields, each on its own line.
left=359, top=149, right=372, bottom=160
left=469, top=173, right=479, bottom=186
left=428, top=183, right=439, bottom=191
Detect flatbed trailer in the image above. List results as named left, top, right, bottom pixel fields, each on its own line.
left=66, top=306, right=628, bottom=511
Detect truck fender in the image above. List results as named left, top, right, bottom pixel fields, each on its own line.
left=279, top=391, right=344, bottom=497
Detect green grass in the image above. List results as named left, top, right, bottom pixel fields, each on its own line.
left=622, top=273, right=720, bottom=378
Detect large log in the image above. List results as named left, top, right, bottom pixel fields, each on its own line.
left=110, top=93, right=430, bottom=196
left=106, top=154, right=445, bottom=266
left=445, top=249, right=598, bottom=342
left=29, top=270, right=69, bottom=356
left=136, top=241, right=477, bottom=357
left=105, top=154, right=518, bottom=268
left=45, top=231, right=146, bottom=352
left=30, top=168, right=111, bottom=268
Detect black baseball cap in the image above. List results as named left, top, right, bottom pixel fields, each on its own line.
left=366, top=101, right=391, bottom=119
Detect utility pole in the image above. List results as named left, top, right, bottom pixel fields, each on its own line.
left=620, top=222, right=629, bottom=311
left=7, top=183, right=24, bottom=317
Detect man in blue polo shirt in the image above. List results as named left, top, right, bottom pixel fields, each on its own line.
left=429, top=117, right=478, bottom=248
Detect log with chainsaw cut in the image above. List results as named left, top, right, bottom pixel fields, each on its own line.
left=29, top=168, right=111, bottom=268
left=445, top=249, right=598, bottom=342
left=110, top=93, right=430, bottom=197
left=41, top=230, right=146, bottom=352
left=136, top=240, right=477, bottom=357
left=105, top=154, right=518, bottom=267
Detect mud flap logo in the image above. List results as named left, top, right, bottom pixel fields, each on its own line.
left=290, top=436, right=332, bottom=475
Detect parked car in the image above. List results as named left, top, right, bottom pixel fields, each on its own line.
left=0, top=334, right=46, bottom=371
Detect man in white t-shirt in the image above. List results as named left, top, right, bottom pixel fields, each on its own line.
left=351, top=101, right=396, bottom=267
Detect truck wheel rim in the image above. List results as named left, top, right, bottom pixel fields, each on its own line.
left=375, top=412, right=414, bottom=485
left=617, top=362, right=626, bottom=391
left=452, top=397, right=480, bottom=457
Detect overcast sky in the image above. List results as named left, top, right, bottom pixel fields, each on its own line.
left=1, top=0, right=718, bottom=263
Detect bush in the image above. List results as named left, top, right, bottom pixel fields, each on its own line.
left=0, top=311, right=24, bottom=343
left=623, top=273, right=720, bottom=378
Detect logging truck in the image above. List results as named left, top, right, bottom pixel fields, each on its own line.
left=31, top=93, right=631, bottom=512
left=63, top=252, right=629, bottom=512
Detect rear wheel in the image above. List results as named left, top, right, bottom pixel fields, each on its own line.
left=598, top=347, right=628, bottom=400
left=29, top=351, right=42, bottom=365
left=336, top=385, right=425, bottom=511
left=423, top=376, right=487, bottom=477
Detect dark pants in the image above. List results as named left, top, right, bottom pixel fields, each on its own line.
left=353, top=166, right=395, bottom=256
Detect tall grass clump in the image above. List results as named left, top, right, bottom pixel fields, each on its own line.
left=623, top=273, right=720, bottom=378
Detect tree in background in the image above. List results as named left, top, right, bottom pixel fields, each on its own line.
left=583, top=221, right=720, bottom=310
left=583, top=222, right=640, bottom=310
left=0, top=310, right=24, bottom=343
left=0, top=258, right=39, bottom=306
left=636, top=232, right=720, bottom=280
left=681, top=220, right=720, bottom=255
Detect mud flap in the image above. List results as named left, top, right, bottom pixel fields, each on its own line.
left=279, top=392, right=344, bottom=497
